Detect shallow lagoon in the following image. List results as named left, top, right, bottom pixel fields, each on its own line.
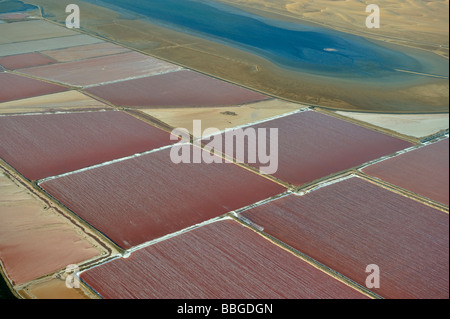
left=84, top=0, right=432, bottom=79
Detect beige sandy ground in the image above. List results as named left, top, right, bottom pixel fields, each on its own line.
left=335, top=111, right=449, bottom=140
left=0, top=167, right=117, bottom=298
left=24, top=0, right=449, bottom=113
left=141, top=99, right=304, bottom=137
left=0, top=90, right=110, bottom=114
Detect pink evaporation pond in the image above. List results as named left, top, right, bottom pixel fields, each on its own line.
left=80, top=220, right=369, bottom=299
left=241, top=177, right=449, bottom=299
left=0, top=111, right=176, bottom=180
left=0, top=52, right=57, bottom=70
left=363, top=139, right=449, bottom=206
left=40, top=148, right=286, bottom=249
left=85, top=70, right=270, bottom=107
left=204, top=111, right=413, bottom=186
left=42, top=42, right=131, bottom=63
left=0, top=72, right=67, bottom=103
left=18, top=51, right=181, bottom=87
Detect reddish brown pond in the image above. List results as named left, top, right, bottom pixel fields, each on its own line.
left=0, top=111, right=175, bottom=180
left=241, top=177, right=449, bottom=299
left=0, top=52, right=57, bottom=70
left=363, top=138, right=449, bottom=206
left=85, top=70, right=269, bottom=107
left=41, top=148, right=286, bottom=249
left=0, top=73, right=67, bottom=103
left=81, top=220, right=368, bottom=299
left=19, top=51, right=181, bottom=87
left=204, top=110, right=413, bottom=186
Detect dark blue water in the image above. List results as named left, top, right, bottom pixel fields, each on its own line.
left=84, top=0, right=424, bottom=78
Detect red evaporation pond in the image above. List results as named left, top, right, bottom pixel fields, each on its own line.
left=241, top=177, right=449, bottom=299
left=40, top=148, right=286, bottom=249
left=80, top=220, right=368, bottom=299
left=203, top=111, right=413, bottom=186
left=85, top=70, right=269, bottom=107
left=363, top=139, right=449, bottom=206
left=0, top=52, right=57, bottom=70
left=0, top=111, right=175, bottom=180
left=0, top=72, right=67, bottom=103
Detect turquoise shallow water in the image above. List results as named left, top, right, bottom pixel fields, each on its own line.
left=83, top=0, right=433, bottom=79
left=0, top=0, right=36, bottom=14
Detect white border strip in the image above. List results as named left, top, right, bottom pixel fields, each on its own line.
left=82, top=67, right=184, bottom=88
left=359, top=134, right=449, bottom=172
left=38, top=142, right=182, bottom=184
left=0, top=108, right=113, bottom=117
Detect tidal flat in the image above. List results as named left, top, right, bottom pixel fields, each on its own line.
left=24, top=0, right=449, bottom=112
left=83, top=0, right=433, bottom=79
